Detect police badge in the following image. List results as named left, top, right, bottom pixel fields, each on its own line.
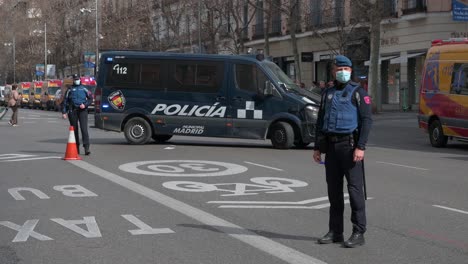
left=108, top=90, right=126, bottom=110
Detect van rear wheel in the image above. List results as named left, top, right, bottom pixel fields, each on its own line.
left=270, top=122, right=294, bottom=149
left=152, top=134, right=173, bottom=143
left=124, top=117, right=152, bottom=145
left=429, top=120, right=448, bottom=148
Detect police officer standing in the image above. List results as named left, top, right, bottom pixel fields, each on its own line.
left=61, top=74, right=92, bottom=155
left=313, top=55, right=372, bottom=248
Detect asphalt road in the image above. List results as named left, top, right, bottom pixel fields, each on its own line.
left=0, top=109, right=467, bottom=264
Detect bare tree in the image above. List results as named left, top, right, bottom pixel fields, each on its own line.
left=219, top=0, right=257, bottom=54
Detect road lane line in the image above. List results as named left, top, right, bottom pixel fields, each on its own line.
left=69, top=160, right=326, bottom=264
left=433, top=205, right=468, bottom=216
left=375, top=161, right=429, bottom=171
left=208, top=196, right=338, bottom=205
left=0, top=156, right=62, bottom=162
left=244, top=161, right=283, bottom=171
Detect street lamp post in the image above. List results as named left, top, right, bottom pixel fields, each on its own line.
left=45, top=23, right=47, bottom=80
left=95, top=0, right=99, bottom=75
left=3, top=36, right=16, bottom=83
left=81, top=0, right=99, bottom=76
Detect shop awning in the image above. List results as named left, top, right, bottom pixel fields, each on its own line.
left=364, top=55, right=397, bottom=66
left=389, top=52, right=427, bottom=64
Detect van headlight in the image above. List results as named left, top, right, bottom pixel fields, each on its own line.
left=305, top=105, right=319, bottom=121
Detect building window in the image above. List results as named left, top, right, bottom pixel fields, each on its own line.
left=402, top=0, right=426, bottom=15
left=308, top=0, right=344, bottom=28
left=382, top=0, right=398, bottom=18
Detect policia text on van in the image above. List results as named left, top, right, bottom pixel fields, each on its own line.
left=94, top=51, right=321, bottom=149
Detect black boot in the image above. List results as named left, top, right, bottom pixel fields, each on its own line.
left=84, top=145, right=90, bottom=156
left=344, top=232, right=365, bottom=248
left=318, top=231, right=344, bottom=244
left=76, top=144, right=80, bottom=155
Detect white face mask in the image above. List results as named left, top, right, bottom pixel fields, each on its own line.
left=74, top=80, right=81, bottom=85
left=336, top=70, right=351, bottom=83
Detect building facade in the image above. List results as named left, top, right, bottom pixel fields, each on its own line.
left=378, top=0, right=463, bottom=110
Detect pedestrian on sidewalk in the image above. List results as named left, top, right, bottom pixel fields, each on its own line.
left=8, top=84, right=20, bottom=126
left=313, top=55, right=373, bottom=248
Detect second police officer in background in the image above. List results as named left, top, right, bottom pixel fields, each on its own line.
left=61, top=74, right=92, bottom=155
left=313, top=55, right=372, bottom=248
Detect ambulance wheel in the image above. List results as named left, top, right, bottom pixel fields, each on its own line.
left=270, top=121, right=294, bottom=149
left=152, top=134, right=173, bottom=143
left=429, top=120, right=448, bottom=148
left=124, top=117, right=152, bottom=145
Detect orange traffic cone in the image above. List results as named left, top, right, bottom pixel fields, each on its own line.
left=63, top=126, right=82, bottom=160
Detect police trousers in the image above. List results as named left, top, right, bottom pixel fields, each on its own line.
left=325, top=138, right=366, bottom=234
left=68, top=108, right=89, bottom=148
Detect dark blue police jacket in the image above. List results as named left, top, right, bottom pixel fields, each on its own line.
left=62, top=85, right=90, bottom=114
left=322, top=82, right=359, bottom=134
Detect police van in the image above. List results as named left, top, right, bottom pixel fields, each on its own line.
left=94, top=51, right=320, bottom=149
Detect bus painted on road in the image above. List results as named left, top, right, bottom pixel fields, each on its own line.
left=94, top=51, right=320, bottom=149
left=418, top=38, right=468, bottom=147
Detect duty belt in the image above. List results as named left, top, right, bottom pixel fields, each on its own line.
left=326, top=134, right=352, bottom=143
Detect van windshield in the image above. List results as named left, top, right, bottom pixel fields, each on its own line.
left=263, top=61, right=320, bottom=102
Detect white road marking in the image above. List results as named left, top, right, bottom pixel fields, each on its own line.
left=376, top=161, right=429, bottom=171
left=23, top=121, right=36, bottom=124
left=121, top=214, right=174, bottom=235
left=23, top=117, right=58, bottom=120
left=216, top=197, right=373, bottom=209
left=208, top=195, right=340, bottom=205
left=0, top=220, right=53, bottom=242
left=433, top=205, right=468, bottom=216
left=50, top=216, right=102, bottom=238
left=0, top=154, right=36, bottom=160
left=0, top=156, right=62, bottom=162
left=244, top=161, right=283, bottom=171
left=70, top=160, right=327, bottom=264
left=164, top=145, right=176, bottom=150
left=119, top=160, right=248, bottom=177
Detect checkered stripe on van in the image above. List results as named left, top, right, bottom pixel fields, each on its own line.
left=237, top=101, right=263, bottom=119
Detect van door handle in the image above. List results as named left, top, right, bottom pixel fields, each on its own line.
left=216, top=96, right=226, bottom=101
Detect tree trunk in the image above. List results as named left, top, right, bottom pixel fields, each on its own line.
left=368, top=0, right=381, bottom=113
left=289, top=19, right=301, bottom=82
left=263, top=4, right=271, bottom=56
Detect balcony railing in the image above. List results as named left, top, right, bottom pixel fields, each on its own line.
left=402, top=0, right=426, bottom=15
left=252, top=23, right=264, bottom=39
left=269, top=19, right=281, bottom=36
left=307, top=5, right=345, bottom=30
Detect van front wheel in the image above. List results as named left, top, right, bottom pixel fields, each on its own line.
left=429, top=120, right=448, bottom=148
left=270, top=122, right=294, bottom=149
left=124, top=117, right=152, bottom=145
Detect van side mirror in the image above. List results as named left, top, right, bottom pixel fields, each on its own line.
left=44, top=92, right=48, bottom=96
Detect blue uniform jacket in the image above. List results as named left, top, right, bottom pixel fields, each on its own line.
left=61, top=85, right=92, bottom=114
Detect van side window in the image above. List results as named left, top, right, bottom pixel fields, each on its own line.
left=451, top=64, right=468, bottom=96
left=170, top=62, right=222, bottom=93
left=235, top=64, right=266, bottom=93
left=105, top=63, right=139, bottom=86
left=141, top=64, right=162, bottom=89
